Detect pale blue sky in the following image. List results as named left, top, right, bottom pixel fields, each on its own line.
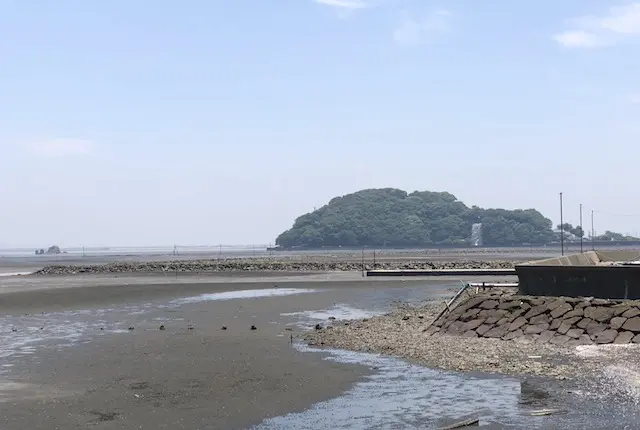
left=1, top=0, right=640, bottom=247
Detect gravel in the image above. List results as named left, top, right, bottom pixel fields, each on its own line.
left=303, top=299, right=582, bottom=380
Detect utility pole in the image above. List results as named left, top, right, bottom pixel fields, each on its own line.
left=579, top=203, right=583, bottom=253
left=560, top=192, right=564, bottom=256
left=591, top=210, right=595, bottom=250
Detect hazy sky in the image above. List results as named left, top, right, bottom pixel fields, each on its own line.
left=2, top=0, right=640, bottom=248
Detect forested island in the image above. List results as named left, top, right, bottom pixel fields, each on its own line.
left=275, top=188, right=556, bottom=248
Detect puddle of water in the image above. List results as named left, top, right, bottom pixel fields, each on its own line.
left=171, top=288, right=316, bottom=305
left=0, top=272, right=32, bottom=277
left=0, top=319, right=117, bottom=365
left=282, top=304, right=385, bottom=327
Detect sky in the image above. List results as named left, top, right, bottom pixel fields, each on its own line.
left=1, top=0, right=640, bottom=248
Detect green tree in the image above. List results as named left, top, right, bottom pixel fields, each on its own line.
left=595, top=231, right=638, bottom=241
left=571, top=226, right=584, bottom=238
left=275, top=188, right=555, bottom=248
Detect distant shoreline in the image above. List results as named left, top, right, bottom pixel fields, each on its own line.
left=270, top=241, right=640, bottom=251
left=1, top=244, right=639, bottom=275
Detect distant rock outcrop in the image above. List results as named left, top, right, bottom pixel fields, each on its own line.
left=35, top=246, right=62, bottom=255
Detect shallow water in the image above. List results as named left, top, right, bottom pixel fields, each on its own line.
left=262, top=287, right=640, bottom=429
left=170, top=287, right=317, bottom=305
left=255, top=343, right=640, bottom=429
left=281, top=303, right=386, bottom=325
left=256, top=344, right=521, bottom=429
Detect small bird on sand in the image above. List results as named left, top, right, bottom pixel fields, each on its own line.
left=250, top=325, right=257, bottom=331
left=159, top=324, right=165, bottom=331
left=128, top=326, right=135, bottom=331
left=221, top=326, right=227, bottom=330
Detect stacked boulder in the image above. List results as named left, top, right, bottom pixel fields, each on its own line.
left=427, top=293, right=640, bottom=347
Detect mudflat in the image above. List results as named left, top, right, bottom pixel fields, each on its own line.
left=0, top=271, right=499, bottom=312
left=1, top=275, right=388, bottom=430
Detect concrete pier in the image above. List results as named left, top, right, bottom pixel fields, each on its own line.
left=366, top=268, right=517, bottom=277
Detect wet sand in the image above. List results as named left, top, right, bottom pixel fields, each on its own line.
left=1, top=277, right=382, bottom=430
left=3, top=317, right=365, bottom=429
left=0, top=272, right=508, bottom=313
left=1, top=273, right=470, bottom=429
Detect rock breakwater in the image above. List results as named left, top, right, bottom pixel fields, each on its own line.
left=32, top=259, right=515, bottom=276
left=303, top=300, right=574, bottom=378
left=428, top=292, right=640, bottom=346
left=304, top=292, right=640, bottom=382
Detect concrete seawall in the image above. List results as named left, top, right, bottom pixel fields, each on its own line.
left=516, top=250, right=640, bottom=299
left=427, top=292, right=640, bottom=346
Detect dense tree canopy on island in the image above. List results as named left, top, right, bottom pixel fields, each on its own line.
left=275, top=188, right=555, bottom=248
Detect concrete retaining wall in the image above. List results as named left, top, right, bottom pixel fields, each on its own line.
left=516, top=250, right=640, bottom=299
left=516, top=265, right=640, bottom=299
left=426, top=293, right=640, bottom=346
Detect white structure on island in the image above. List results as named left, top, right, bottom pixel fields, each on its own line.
left=470, top=223, right=483, bottom=247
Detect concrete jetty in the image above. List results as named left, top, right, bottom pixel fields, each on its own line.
left=366, top=268, right=517, bottom=277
